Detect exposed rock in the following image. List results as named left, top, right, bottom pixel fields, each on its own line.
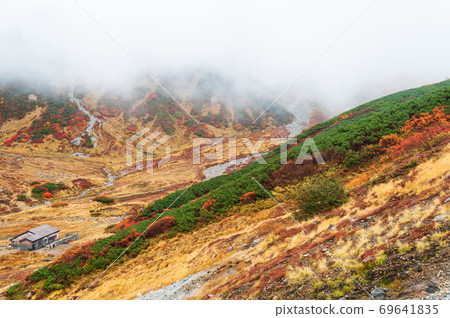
left=227, top=247, right=233, bottom=252
left=433, top=215, right=446, bottom=222
left=425, top=281, right=440, bottom=293
left=362, top=255, right=375, bottom=264
left=371, top=287, right=387, bottom=300
left=136, top=292, right=142, bottom=298
left=251, top=238, right=261, bottom=246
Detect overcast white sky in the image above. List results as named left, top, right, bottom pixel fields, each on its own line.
left=1, top=0, right=450, bottom=113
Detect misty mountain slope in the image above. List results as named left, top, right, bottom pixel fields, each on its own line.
left=0, top=73, right=296, bottom=158
left=3, top=79, right=450, bottom=300
left=95, top=72, right=295, bottom=137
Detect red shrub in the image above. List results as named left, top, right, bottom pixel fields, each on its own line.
left=42, top=192, right=52, bottom=198
left=202, top=198, right=217, bottom=210
left=387, top=124, right=450, bottom=160
left=378, top=133, right=404, bottom=152
left=401, top=106, right=450, bottom=135
left=116, top=229, right=142, bottom=248
left=239, top=191, right=257, bottom=204
left=114, top=217, right=140, bottom=231
left=51, top=202, right=68, bottom=207
left=50, top=241, right=96, bottom=267
left=145, top=216, right=176, bottom=239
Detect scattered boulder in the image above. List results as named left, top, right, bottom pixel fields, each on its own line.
left=433, top=215, right=446, bottom=222
left=362, top=255, right=375, bottom=264
left=251, top=238, right=261, bottom=246
left=371, top=287, right=387, bottom=300
left=425, top=281, right=440, bottom=293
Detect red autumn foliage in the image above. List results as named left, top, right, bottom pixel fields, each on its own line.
left=114, top=217, right=140, bottom=231
left=72, top=179, right=94, bottom=190
left=333, top=112, right=352, bottom=124
left=42, top=192, right=52, bottom=198
left=378, top=133, right=404, bottom=152
left=407, top=223, right=435, bottom=241
left=265, top=158, right=319, bottom=188
left=114, top=229, right=142, bottom=248
left=387, top=125, right=450, bottom=160
left=145, top=216, right=176, bottom=239
left=202, top=198, right=216, bottom=210
left=97, top=105, right=121, bottom=117
left=50, top=241, right=96, bottom=267
left=400, top=106, right=450, bottom=136
left=379, top=106, right=450, bottom=160
left=239, top=191, right=257, bottom=204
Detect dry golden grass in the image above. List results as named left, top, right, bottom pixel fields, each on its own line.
left=431, top=231, right=448, bottom=242
left=346, top=172, right=368, bottom=189
left=396, top=240, right=412, bottom=253
left=415, top=240, right=429, bottom=253
left=314, top=257, right=329, bottom=273
left=286, top=266, right=315, bottom=283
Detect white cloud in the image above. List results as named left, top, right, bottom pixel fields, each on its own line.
left=1, top=0, right=449, bottom=114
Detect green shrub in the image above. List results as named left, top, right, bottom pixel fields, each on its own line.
left=294, top=174, right=347, bottom=219
left=31, top=186, right=47, bottom=198
left=94, top=196, right=114, bottom=204
left=46, top=183, right=56, bottom=192
left=6, top=282, right=24, bottom=295
left=17, top=194, right=27, bottom=201
left=343, top=151, right=361, bottom=168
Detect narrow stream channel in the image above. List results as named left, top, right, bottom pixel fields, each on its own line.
left=68, top=90, right=102, bottom=148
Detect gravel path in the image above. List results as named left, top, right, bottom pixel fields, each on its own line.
left=136, top=267, right=217, bottom=300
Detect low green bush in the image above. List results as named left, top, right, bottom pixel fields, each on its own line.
left=294, top=174, right=347, bottom=219
left=16, top=194, right=27, bottom=201
left=94, top=196, right=114, bottom=204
